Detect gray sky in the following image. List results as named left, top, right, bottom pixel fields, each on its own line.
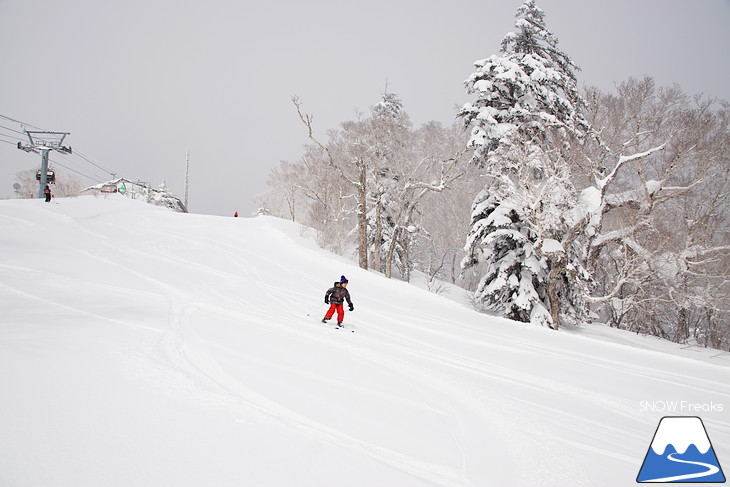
left=1, top=0, right=728, bottom=216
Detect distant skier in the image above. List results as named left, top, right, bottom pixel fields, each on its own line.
left=322, top=276, right=354, bottom=327
left=234, top=211, right=238, bottom=217
left=43, top=185, right=52, bottom=203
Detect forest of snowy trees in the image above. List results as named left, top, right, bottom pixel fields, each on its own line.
left=256, top=0, right=729, bottom=350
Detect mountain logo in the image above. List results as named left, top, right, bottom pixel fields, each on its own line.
left=637, top=416, right=726, bottom=483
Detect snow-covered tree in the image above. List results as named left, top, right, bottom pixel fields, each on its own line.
left=582, top=78, right=730, bottom=348
left=259, top=160, right=303, bottom=222
left=461, top=139, right=592, bottom=327
left=291, top=93, right=466, bottom=279
left=293, top=96, right=371, bottom=269
left=458, top=0, right=589, bottom=166
left=459, top=0, right=590, bottom=328
left=14, top=168, right=82, bottom=199
left=14, top=169, right=42, bottom=199
left=410, top=123, right=481, bottom=286
left=142, top=179, right=185, bottom=212
left=366, top=91, right=412, bottom=274
left=367, top=95, right=466, bottom=281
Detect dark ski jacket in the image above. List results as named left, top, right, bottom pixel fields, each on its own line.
left=325, top=285, right=352, bottom=306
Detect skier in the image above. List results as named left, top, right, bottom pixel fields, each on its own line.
left=43, top=185, right=52, bottom=203
left=322, top=276, right=354, bottom=327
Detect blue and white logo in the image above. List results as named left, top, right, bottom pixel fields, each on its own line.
left=637, top=416, right=725, bottom=483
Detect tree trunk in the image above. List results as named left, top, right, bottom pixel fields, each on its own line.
left=707, top=309, right=721, bottom=350
left=372, top=198, right=382, bottom=272
left=546, top=256, right=566, bottom=330
left=384, top=226, right=400, bottom=278
left=676, top=307, right=689, bottom=344
left=357, top=163, right=368, bottom=270
left=402, top=233, right=410, bottom=282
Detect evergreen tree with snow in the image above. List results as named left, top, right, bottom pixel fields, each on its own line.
left=458, top=0, right=589, bottom=165
left=459, top=0, right=591, bottom=328
left=462, top=181, right=549, bottom=324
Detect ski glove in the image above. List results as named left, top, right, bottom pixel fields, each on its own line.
left=348, top=304, right=354, bottom=311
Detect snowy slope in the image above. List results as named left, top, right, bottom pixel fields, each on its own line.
left=1, top=195, right=728, bottom=487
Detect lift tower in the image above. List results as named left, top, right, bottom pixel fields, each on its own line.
left=17, top=131, right=72, bottom=198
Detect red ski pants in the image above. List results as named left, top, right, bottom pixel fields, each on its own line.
left=324, top=303, right=345, bottom=322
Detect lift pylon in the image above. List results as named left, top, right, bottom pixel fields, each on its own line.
left=17, top=131, right=72, bottom=198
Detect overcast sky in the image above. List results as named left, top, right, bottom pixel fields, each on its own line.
left=1, top=0, right=728, bottom=216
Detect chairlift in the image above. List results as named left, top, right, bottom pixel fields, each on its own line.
left=35, top=170, right=56, bottom=184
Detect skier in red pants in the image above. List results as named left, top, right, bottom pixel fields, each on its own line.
left=322, top=276, right=354, bottom=327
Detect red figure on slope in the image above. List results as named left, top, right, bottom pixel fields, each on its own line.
left=322, top=276, right=354, bottom=327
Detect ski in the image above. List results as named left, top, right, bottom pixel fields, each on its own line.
left=320, top=319, right=355, bottom=332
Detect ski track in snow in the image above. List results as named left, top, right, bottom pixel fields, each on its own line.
left=85, top=244, right=477, bottom=486
left=0, top=277, right=162, bottom=333
left=121, top=227, right=538, bottom=484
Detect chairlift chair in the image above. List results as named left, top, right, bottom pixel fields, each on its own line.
left=35, top=170, right=56, bottom=184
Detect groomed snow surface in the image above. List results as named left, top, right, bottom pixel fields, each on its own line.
left=1, top=195, right=728, bottom=487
